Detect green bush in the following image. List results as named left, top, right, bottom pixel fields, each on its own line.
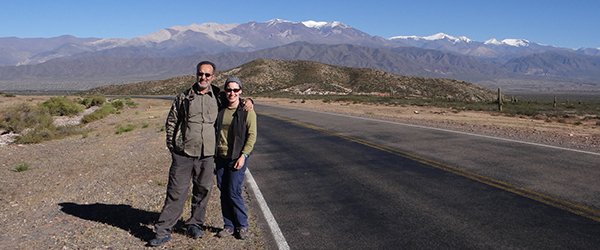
left=79, top=95, right=106, bottom=108
left=1, top=92, right=16, bottom=97
left=40, top=96, right=84, bottom=116
left=1, top=101, right=88, bottom=144
left=13, top=163, right=30, bottom=172
left=115, top=124, right=136, bottom=134
left=0, top=103, right=53, bottom=133
left=111, top=99, right=125, bottom=110
left=81, top=104, right=116, bottom=124
left=16, top=127, right=55, bottom=144
left=124, top=98, right=138, bottom=108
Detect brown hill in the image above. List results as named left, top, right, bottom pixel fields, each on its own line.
left=85, top=59, right=496, bottom=102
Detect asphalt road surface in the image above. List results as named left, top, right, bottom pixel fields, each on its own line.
left=249, top=104, right=600, bottom=249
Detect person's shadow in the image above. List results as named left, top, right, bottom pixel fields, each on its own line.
left=58, top=202, right=158, bottom=241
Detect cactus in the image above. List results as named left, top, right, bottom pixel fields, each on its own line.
left=497, top=88, right=503, bottom=111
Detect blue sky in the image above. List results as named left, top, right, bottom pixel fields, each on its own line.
left=2, top=0, right=598, bottom=49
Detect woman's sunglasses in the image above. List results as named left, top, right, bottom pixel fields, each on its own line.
left=225, top=88, right=241, bottom=93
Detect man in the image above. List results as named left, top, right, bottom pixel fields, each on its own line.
left=148, top=61, right=251, bottom=247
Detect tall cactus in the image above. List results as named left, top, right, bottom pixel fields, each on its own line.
left=497, top=88, right=503, bottom=111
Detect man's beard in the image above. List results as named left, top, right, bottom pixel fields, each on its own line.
left=196, top=81, right=209, bottom=90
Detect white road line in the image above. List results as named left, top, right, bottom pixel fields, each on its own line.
left=246, top=170, right=290, bottom=250
left=263, top=104, right=600, bottom=157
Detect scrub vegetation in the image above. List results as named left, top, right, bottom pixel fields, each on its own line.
left=0, top=95, right=138, bottom=144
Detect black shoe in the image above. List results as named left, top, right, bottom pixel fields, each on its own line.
left=236, top=227, right=249, bottom=240
left=187, top=225, right=204, bottom=239
left=216, top=227, right=234, bottom=238
left=148, top=235, right=171, bottom=247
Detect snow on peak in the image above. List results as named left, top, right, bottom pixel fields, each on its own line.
left=302, top=20, right=346, bottom=29
left=389, top=33, right=471, bottom=43
left=485, top=38, right=530, bottom=47
left=267, top=18, right=293, bottom=26
left=502, top=39, right=530, bottom=47
left=389, top=35, right=420, bottom=40
left=424, top=33, right=471, bottom=43
left=484, top=38, right=501, bottom=45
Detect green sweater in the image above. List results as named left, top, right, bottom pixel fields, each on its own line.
left=217, top=106, right=257, bottom=159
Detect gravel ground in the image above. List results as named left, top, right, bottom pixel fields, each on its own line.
left=1, top=96, right=598, bottom=249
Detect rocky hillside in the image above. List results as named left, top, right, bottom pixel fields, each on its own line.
left=85, top=59, right=497, bottom=102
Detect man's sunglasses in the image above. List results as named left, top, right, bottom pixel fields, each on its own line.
left=224, top=88, right=241, bottom=93
left=197, top=72, right=212, bottom=78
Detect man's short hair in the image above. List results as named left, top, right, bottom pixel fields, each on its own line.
left=196, top=61, right=216, bottom=76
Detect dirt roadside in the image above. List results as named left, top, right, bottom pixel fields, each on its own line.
left=0, top=97, right=267, bottom=249
left=1, top=96, right=598, bottom=249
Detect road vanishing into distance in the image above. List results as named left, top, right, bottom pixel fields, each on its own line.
left=250, top=104, right=600, bottom=249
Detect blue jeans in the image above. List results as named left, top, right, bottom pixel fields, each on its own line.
left=215, top=157, right=248, bottom=229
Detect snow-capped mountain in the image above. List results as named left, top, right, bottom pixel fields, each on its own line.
left=96, top=18, right=379, bottom=51
left=484, top=38, right=530, bottom=47
left=1, top=19, right=386, bottom=66
left=388, top=33, right=569, bottom=59
left=1, top=19, right=600, bottom=92
left=391, top=32, right=472, bottom=44
left=1, top=19, right=590, bottom=67
left=577, top=47, right=600, bottom=56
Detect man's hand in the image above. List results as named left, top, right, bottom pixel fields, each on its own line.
left=234, top=156, right=246, bottom=170
left=242, top=98, right=254, bottom=111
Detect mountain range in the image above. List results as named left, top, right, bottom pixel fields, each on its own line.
left=1, top=19, right=599, bottom=92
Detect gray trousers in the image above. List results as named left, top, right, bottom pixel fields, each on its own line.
left=154, top=152, right=215, bottom=237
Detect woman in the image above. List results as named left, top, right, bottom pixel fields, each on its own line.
left=214, top=76, right=257, bottom=240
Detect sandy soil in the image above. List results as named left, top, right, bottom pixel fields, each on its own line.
left=1, top=95, right=598, bottom=249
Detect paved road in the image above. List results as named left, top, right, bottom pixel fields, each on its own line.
left=249, top=104, right=600, bottom=249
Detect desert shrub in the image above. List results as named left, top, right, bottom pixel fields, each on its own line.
left=40, top=96, right=84, bottom=116
left=0, top=103, right=53, bottom=133
left=81, top=104, right=116, bottom=124
left=111, top=99, right=125, bottom=110
left=13, top=163, right=30, bottom=172
left=16, top=123, right=87, bottom=144
left=124, top=98, right=138, bottom=108
left=1, top=101, right=88, bottom=144
left=79, top=95, right=106, bottom=108
left=115, top=124, right=136, bottom=134
left=1, top=92, right=16, bottom=97
left=16, top=127, right=55, bottom=144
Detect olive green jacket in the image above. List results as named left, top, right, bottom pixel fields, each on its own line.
left=165, top=84, right=224, bottom=154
